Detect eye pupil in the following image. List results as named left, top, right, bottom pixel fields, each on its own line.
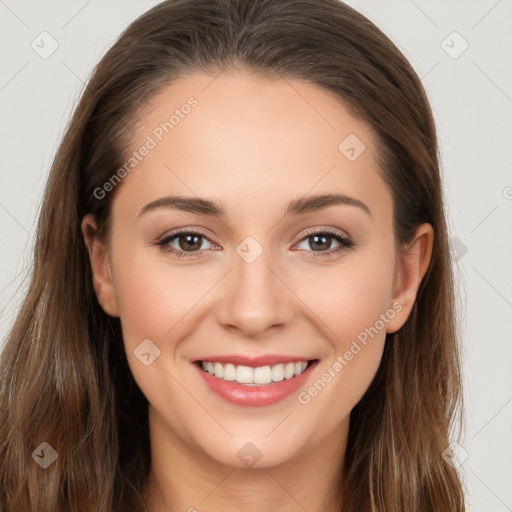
left=310, top=234, right=330, bottom=251
left=180, top=234, right=202, bottom=251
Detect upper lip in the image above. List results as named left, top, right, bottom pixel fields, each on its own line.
left=194, top=355, right=317, bottom=368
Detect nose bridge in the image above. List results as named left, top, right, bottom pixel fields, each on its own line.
left=215, top=237, right=294, bottom=337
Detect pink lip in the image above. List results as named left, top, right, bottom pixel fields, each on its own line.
left=193, top=359, right=319, bottom=407
left=195, top=354, right=313, bottom=367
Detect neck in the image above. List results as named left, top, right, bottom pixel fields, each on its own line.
left=142, top=405, right=348, bottom=512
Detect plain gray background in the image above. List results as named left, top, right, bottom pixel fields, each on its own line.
left=0, top=1, right=511, bottom=510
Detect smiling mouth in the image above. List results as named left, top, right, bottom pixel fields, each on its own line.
left=195, top=359, right=318, bottom=386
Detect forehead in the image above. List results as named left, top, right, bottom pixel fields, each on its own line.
left=113, top=69, right=391, bottom=224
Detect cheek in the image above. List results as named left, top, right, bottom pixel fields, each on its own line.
left=295, top=255, right=395, bottom=346
left=109, top=247, right=212, bottom=410
left=111, top=247, right=208, bottom=345
left=290, top=254, right=394, bottom=403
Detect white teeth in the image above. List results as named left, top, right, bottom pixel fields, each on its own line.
left=284, top=362, right=295, bottom=379
left=295, top=361, right=307, bottom=376
left=200, top=360, right=311, bottom=385
left=223, top=363, right=236, bottom=381
left=236, top=365, right=253, bottom=384
left=214, top=362, right=224, bottom=379
left=253, top=366, right=272, bottom=385
left=271, top=364, right=284, bottom=382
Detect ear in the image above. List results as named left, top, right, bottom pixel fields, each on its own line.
left=81, top=214, right=120, bottom=317
left=386, top=223, right=434, bottom=333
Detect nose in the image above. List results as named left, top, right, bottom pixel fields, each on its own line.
left=214, top=247, right=295, bottom=338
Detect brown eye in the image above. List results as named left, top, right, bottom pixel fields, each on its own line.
left=295, top=229, right=354, bottom=257
left=307, top=234, right=334, bottom=252
left=176, top=233, right=203, bottom=251
left=157, top=230, right=216, bottom=257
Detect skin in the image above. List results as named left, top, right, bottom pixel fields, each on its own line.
left=82, top=69, right=433, bottom=512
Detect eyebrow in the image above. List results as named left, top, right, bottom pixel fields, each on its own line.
left=138, top=193, right=372, bottom=218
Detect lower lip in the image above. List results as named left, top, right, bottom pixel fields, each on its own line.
left=194, top=361, right=318, bottom=407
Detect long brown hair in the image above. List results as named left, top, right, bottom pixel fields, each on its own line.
left=0, top=0, right=465, bottom=510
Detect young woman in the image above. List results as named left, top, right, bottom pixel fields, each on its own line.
left=0, top=0, right=466, bottom=510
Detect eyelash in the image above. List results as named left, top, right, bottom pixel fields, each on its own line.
left=155, top=227, right=355, bottom=259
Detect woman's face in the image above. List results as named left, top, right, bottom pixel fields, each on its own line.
left=84, top=69, right=430, bottom=469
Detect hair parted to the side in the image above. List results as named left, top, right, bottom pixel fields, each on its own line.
left=0, top=0, right=465, bottom=510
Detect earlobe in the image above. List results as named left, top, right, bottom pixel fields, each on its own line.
left=386, top=223, right=434, bottom=333
left=81, top=214, right=120, bottom=317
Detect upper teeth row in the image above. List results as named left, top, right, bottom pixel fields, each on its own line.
left=201, top=361, right=309, bottom=385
